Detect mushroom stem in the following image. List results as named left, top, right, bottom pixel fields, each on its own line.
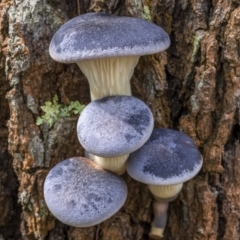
left=148, top=183, right=183, bottom=239
left=85, top=151, right=129, bottom=175
left=77, top=56, right=140, bottom=100
left=149, top=200, right=169, bottom=239
left=148, top=183, right=183, bottom=199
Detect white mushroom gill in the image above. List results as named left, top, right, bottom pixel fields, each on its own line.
left=85, top=151, right=129, bottom=175
left=148, top=183, right=183, bottom=199
left=77, top=56, right=140, bottom=100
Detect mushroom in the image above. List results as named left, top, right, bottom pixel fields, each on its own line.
left=44, top=157, right=127, bottom=227
left=127, top=128, right=203, bottom=239
left=85, top=151, right=129, bottom=176
left=49, top=12, right=170, bottom=100
left=77, top=95, right=154, bottom=175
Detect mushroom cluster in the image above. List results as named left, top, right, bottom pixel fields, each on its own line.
left=44, top=12, right=203, bottom=239
left=127, top=128, right=203, bottom=238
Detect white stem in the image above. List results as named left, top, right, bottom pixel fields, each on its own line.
left=77, top=56, right=140, bottom=100
left=149, top=200, right=169, bottom=239
left=85, top=151, right=129, bottom=175
left=148, top=183, right=183, bottom=199
left=148, top=184, right=183, bottom=239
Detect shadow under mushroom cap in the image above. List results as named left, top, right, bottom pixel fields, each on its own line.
left=127, top=128, right=203, bottom=185
left=44, top=157, right=127, bottom=227
left=49, top=12, right=170, bottom=62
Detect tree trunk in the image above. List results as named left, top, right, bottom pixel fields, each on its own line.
left=1, top=0, right=240, bottom=239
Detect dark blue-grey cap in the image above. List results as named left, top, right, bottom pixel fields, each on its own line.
left=77, top=95, right=154, bottom=157
left=49, top=12, right=170, bottom=62
left=44, top=157, right=127, bottom=227
left=127, top=128, right=203, bottom=185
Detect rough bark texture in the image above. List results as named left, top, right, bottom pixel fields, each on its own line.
left=1, top=0, right=240, bottom=239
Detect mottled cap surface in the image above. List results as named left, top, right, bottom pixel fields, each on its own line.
left=127, top=128, right=203, bottom=185
left=77, top=96, right=154, bottom=157
left=49, top=12, right=170, bottom=62
left=44, top=157, right=127, bottom=227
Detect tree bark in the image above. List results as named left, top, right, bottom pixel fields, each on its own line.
left=1, top=0, right=240, bottom=239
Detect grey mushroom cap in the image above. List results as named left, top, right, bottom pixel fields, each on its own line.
left=77, top=96, right=154, bottom=157
left=44, top=157, right=127, bottom=227
left=127, top=128, right=203, bottom=185
left=49, top=12, right=170, bottom=62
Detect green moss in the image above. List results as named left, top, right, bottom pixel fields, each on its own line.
left=142, top=5, right=151, bottom=21
left=36, top=95, right=85, bottom=128
left=191, top=30, right=206, bottom=63
left=132, top=1, right=151, bottom=21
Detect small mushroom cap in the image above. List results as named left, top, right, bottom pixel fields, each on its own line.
left=127, top=128, right=203, bottom=185
left=44, top=157, right=127, bottom=227
left=49, top=12, right=170, bottom=62
left=77, top=96, right=154, bottom=157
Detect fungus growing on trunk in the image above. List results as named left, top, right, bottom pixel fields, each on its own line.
left=85, top=151, right=129, bottom=176
left=127, top=128, right=203, bottom=239
left=49, top=12, right=170, bottom=100
left=44, top=157, right=127, bottom=227
left=77, top=96, right=154, bottom=175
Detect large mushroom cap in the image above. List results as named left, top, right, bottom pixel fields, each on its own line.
left=77, top=95, right=154, bottom=157
left=44, top=157, right=127, bottom=227
left=49, top=12, right=170, bottom=62
left=127, top=128, right=203, bottom=185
